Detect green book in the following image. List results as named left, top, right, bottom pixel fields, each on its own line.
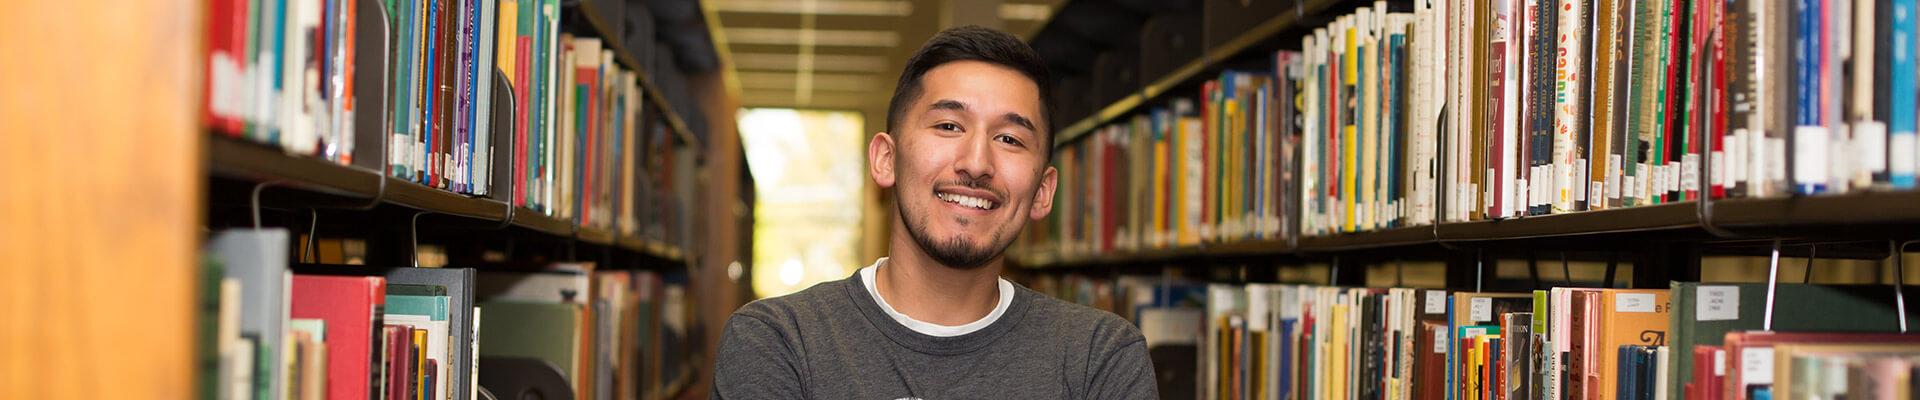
left=477, top=301, right=582, bottom=383
left=1666, top=282, right=1920, bottom=399
left=388, top=293, right=450, bottom=321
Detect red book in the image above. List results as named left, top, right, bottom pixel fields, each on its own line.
left=383, top=325, right=412, bottom=400
left=1199, top=81, right=1215, bottom=239
left=1704, top=0, right=1728, bottom=199
left=513, top=38, right=532, bottom=207
left=203, top=0, right=248, bottom=135
left=1688, top=345, right=1718, bottom=400
left=291, top=274, right=387, bottom=400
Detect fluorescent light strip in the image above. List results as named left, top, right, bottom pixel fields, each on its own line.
left=732, top=53, right=888, bottom=72
left=726, top=27, right=901, bottom=47
left=711, top=0, right=913, bottom=16
left=739, top=72, right=880, bottom=91
left=998, top=3, right=1052, bottom=21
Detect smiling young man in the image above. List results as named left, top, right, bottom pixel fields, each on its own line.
left=710, top=26, right=1158, bottom=399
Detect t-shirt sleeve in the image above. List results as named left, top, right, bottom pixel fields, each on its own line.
left=1088, top=332, right=1159, bottom=399
left=711, top=313, right=807, bottom=400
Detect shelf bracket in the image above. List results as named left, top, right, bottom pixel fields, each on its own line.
left=1474, top=248, right=1484, bottom=293
left=411, top=212, right=427, bottom=268
left=251, top=181, right=284, bottom=229
left=1764, top=238, right=1783, bottom=331
left=1896, top=241, right=1912, bottom=333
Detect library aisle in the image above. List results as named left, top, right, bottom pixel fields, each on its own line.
left=12, top=0, right=1920, bottom=399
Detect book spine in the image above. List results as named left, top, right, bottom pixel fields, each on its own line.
left=1896, top=0, right=1920, bottom=188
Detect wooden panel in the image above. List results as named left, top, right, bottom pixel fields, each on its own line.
left=0, top=1, right=203, bottom=399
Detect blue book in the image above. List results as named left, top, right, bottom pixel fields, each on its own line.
left=1894, top=0, right=1919, bottom=188
left=1276, top=318, right=1296, bottom=398
left=1792, top=0, right=1827, bottom=194
left=266, top=0, right=287, bottom=143
left=422, top=0, right=439, bottom=185
left=1618, top=346, right=1637, bottom=400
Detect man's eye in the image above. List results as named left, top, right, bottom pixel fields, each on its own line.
left=995, top=134, right=1024, bottom=147
left=935, top=122, right=962, bottom=132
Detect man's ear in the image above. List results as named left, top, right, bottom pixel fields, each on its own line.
left=1030, top=165, right=1057, bottom=220
left=869, top=132, right=897, bottom=188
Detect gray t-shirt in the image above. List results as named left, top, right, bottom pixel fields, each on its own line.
left=711, top=269, right=1159, bottom=400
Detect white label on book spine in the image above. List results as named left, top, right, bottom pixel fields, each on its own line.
left=1714, top=349, right=1726, bottom=375
left=1463, top=327, right=1489, bottom=338
left=1712, top=150, right=1726, bottom=187
left=1768, top=137, right=1788, bottom=182
left=1794, top=126, right=1831, bottom=187
left=1683, top=154, right=1701, bottom=192
left=1615, top=293, right=1656, bottom=313
left=1742, top=347, right=1775, bottom=385
left=1435, top=329, right=1448, bottom=353
left=1731, top=130, right=1748, bottom=186
left=1607, top=154, right=1624, bottom=200
left=1894, top=133, right=1918, bottom=177
left=1857, top=121, right=1888, bottom=174
left=1697, top=286, right=1740, bottom=321
left=1426, top=290, right=1446, bottom=314
left=1470, top=297, right=1492, bottom=322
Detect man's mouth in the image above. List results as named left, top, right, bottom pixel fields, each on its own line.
left=935, top=191, right=1000, bottom=211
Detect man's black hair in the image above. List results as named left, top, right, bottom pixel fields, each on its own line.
left=885, top=25, right=1055, bottom=159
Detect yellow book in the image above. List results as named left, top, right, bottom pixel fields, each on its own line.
left=412, top=328, right=428, bottom=400
left=1596, top=289, right=1670, bottom=400
left=1178, top=116, right=1204, bottom=246
left=1152, top=127, right=1169, bottom=246
left=497, top=2, right=517, bottom=82
left=1223, top=93, right=1239, bottom=240
left=1331, top=300, right=1350, bottom=400
left=1341, top=17, right=1359, bottom=233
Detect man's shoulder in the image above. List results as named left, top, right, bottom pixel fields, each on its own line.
left=729, top=277, right=852, bottom=330
left=1014, top=285, right=1144, bottom=344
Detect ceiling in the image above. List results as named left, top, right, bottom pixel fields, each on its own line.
left=708, top=0, right=1065, bottom=130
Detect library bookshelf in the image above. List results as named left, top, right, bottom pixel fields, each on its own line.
left=1016, top=1, right=1920, bottom=399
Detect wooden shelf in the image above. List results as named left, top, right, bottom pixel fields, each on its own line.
left=381, top=176, right=510, bottom=221
left=507, top=207, right=576, bottom=237
left=1709, top=190, right=1920, bottom=229
left=210, top=136, right=385, bottom=199
left=1298, top=225, right=1437, bottom=252
left=212, top=136, right=691, bottom=262
left=617, top=234, right=686, bottom=263
left=577, top=225, right=615, bottom=245
left=1014, top=192, right=1920, bottom=268
left=1049, top=0, right=1354, bottom=147
left=1435, top=202, right=1700, bottom=242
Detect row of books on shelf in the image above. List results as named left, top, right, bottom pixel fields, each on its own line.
left=1025, top=274, right=1920, bottom=400
left=1029, top=0, right=1920, bottom=257
left=203, top=228, right=693, bottom=400
left=202, top=0, right=693, bottom=242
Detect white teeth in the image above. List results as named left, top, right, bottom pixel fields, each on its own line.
left=938, top=193, right=995, bottom=210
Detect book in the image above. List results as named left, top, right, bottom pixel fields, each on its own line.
left=207, top=229, right=292, bottom=400
left=290, top=274, right=386, bottom=400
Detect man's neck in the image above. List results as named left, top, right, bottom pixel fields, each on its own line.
left=875, top=234, right=1004, bottom=326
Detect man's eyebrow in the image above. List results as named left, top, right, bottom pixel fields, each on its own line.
left=928, top=99, right=967, bottom=112
left=1002, top=113, right=1036, bottom=132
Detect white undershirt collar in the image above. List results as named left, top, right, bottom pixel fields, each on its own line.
left=859, top=257, right=1014, bottom=337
